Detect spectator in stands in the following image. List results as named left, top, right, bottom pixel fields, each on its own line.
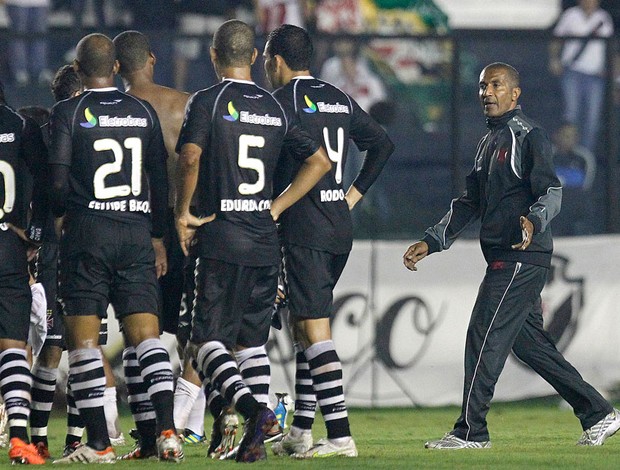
left=5, top=0, right=53, bottom=86
left=549, top=0, right=614, bottom=155
left=71, top=0, right=107, bottom=28
left=253, top=0, right=306, bottom=34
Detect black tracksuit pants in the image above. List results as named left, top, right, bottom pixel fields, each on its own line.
left=452, top=261, right=611, bottom=442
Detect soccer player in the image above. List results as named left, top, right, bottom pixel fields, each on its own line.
left=113, top=29, right=208, bottom=456
left=48, top=33, right=182, bottom=463
left=25, top=64, right=124, bottom=461
left=175, top=19, right=331, bottom=463
left=0, top=80, right=47, bottom=465
left=263, top=24, right=394, bottom=458
left=404, top=62, right=619, bottom=449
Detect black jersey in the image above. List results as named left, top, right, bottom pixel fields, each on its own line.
left=0, top=103, right=47, bottom=230
left=48, top=88, right=168, bottom=237
left=177, top=78, right=319, bottom=267
left=273, top=76, right=391, bottom=254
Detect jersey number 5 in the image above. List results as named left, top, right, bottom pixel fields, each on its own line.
left=238, top=134, right=265, bottom=195
left=93, top=137, right=143, bottom=200
left=0, top=160, right=16, bottom=219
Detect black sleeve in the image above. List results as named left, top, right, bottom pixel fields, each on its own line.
left=282, top=121, right=321, bottom=162
left=20, top=117, right=50, bottom=242
left=348, top=98, right=394, bottom=194
left=48, top=104, right=72, bottom=217
left=176, top=92, right=211, bottom=152
left=145, top=115, right=169, bottom=239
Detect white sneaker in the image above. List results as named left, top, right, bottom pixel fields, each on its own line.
left=577, top=408, right=620, bottom=446
left=52, top=444, right=116, bottom=464
left=272, top=429, right=313, bottom=456
left=425, top=433, right=491, bottom=449
left=293, top=437, right=357, bottom=458
left=156, top=429, right=184, bottom=462
left=109, top=433, right=125, bottom=447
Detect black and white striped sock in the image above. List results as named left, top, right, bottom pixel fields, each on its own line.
left=136, top=338, right=175, bottom=432
left=291, top=347, right=316, bottom=431
left=306, top=340, right=351, bottom=439
left=235, top=346, right=270, bottom=406
left=65, top=384, right=84, bottom=446
left=123, top=347, right=156, bottom=449
left=195, top=341, right=258, bottom=420
left=0, top=348, right=32, bottom=442
left=67, top=348, right=109, bottom=450
left=29, top=365, right=57, bottom=445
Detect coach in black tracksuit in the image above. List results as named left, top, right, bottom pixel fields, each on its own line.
left=404, top=62, right=618, bottom=448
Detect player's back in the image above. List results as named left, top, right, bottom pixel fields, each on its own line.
left=179, top=79, right=289, bottom=267
left=49, top=88, right=167, bottom=227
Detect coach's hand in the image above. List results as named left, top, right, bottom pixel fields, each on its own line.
left=511, top=216, right=533, bottom=251
left=403, top=241, right=428, bottom=271
left=175, top=212, right=215, bottom=256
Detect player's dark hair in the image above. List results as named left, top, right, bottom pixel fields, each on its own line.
left=113, top=30, right=151, bottom=75
left=51, top=64, right=82, bottom=102
left=75, top=33, right=116, bottom=78
left=18, top=106, right=51, bottom=127
left=212, top=20, right=255, bottom=68
left=266, top=24, right=313, bottom=71
left=484, top=62, right=520, bottom=88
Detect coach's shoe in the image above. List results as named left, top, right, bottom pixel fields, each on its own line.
left=207, top=407, right=239, bottom=458
left=235, top=405, right=278, bottom=463
left=9, top=438, right=46, bottom=465
left=156, top=429, right=184, bottom=462
left=118, top=444, right=158, bottom=461
left=272, top=428, right=313, bottom=456
left=35, top=441, right=52, bottom=460
left=293, top=437, right=357, bottom=458
left=425, top=433, right=491, bottom=449
left=577, top=408, right=620, bottom=446
left=52, top=444, right=116, bottom=464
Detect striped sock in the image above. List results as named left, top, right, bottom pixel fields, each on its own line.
left=65, top=384, right=84, bottom=446
left=0, top=348, right=32, bottom=441
left=136, top=338, right=175, bottom=432
left=306, top=340, right=351, bottom=439
left=235, top=346, right=270, bottom=406
left=205, top=382, right=228, bottom=418
left=291, top=348, right=316, bottom=431
left=29, top=365, right=57, bottom=445
left=195, top=341, right=258, bottom=420
left=123, top=347, right=156, bottom=450
left=67, top=348, right=109, bottom=450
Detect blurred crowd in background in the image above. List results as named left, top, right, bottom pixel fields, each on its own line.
left=1, top=0, right=620, bottom=239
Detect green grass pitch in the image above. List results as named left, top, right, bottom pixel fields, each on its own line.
left=5, top=398, right=619, bottom=469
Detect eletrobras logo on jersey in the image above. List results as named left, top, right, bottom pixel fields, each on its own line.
left=0, top=133, right=15, bottom=143
left=223, top=101, right=282, bottom=126
left=80, top=107, right=147, bottom=128
left=302, top=95, right=349, bottom=114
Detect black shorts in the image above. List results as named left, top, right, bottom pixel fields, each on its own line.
left=176, top=255, right=197, bottom=348
left=159, top=209, right=185, bottom=334
left=59, top=214, right=160, bottom=319
left=0, top=227, right=31, bottom=342
left=191, top=257, right=278, bottom=350
left=284, top=245, right=349, bottom=320
left=35, top=241, right=64, bottom=348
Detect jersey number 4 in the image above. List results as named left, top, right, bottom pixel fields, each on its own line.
left=93, top=137, right=143, bottom=200
left=0, top=160, right=16, bottom=219
left=323, top=127, right=344, bottom=184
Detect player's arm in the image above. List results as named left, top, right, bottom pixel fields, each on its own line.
left=347, top=99, right=394, bottom=211
left=271, top=124, right=331, bottom=221
left=47, top=105, right=72, bottom=222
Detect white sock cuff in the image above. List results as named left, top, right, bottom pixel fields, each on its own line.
left=234, top=345, right=267, bottom=365
left=176, top=377, right=201, bottom=399
left=32, top=365, right=58, bottom=382
left=68, top=347, right=102, bottom=365
left=135, top=337, right=165, bottom=359
left=304, top=340, right=335, bottom=361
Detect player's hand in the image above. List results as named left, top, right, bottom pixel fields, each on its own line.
left=7, top=223, right=40, bottom=261
left=403, top=241, right=429, bottom=271
left=345, top=186, right=363, bottom=211
left=152, top=238, right=167, bottom=278
left=175, top=212, right=215, bottom=256
left=511, top=216, right=534, bottom=251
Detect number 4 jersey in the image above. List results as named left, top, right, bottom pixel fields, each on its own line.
left=176, top=78, right=320, bottom=267
left=48, top=87, right=168, bottom=237
left=273, top=76, right=393, bottom=254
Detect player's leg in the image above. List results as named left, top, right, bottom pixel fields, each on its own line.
left=512, top=285, right=618, bottom=446
left=190, top=259, right=277, bottom=463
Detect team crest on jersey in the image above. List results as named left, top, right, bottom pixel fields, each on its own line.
left=223, top=101, right=240, bottom=121
left=302, top=95, right=317, bottom=113
left=80, top=107, right=98, bottom=128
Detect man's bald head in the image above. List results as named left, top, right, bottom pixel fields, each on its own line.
left=76, top=33, right=116, bottom=78
left=212, top=20, right=255, bottom=68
